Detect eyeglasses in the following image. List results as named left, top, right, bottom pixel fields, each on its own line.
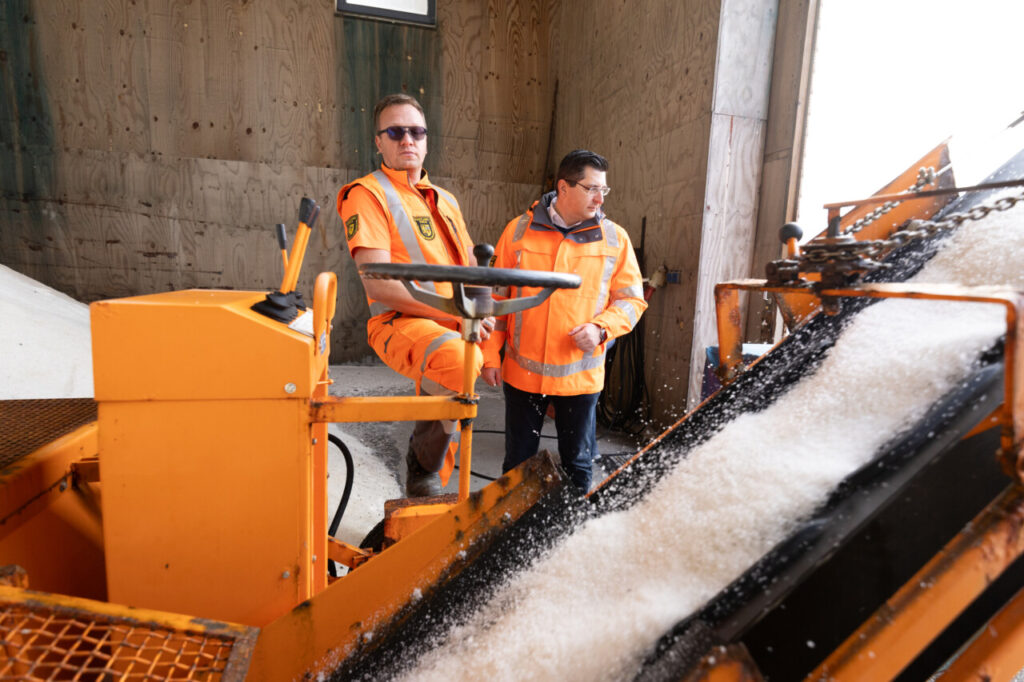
left=569, top=181, right=611, bottom=197
left=376, top=126, right=428, bottom=141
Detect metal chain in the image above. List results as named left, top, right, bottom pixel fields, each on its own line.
left=861, top=190, right=1024, bottom=258
left=846, top=167, right=937, bottom=235
left=798, top=190, right=1024, bottom=265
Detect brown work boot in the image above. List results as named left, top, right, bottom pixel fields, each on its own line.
left=405, top=447, right=441, bottom=498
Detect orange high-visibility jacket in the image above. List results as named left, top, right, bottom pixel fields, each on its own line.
left=482, top=194, right=647, bottom=396
left=337, top=164, right=472, bottom=320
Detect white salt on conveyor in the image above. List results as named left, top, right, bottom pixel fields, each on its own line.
left=394, top=189, right=1024, bottom=681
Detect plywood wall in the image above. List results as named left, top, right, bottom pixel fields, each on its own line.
left=2, top=0, right=789, bottom=426
left=549, top=0, right=722, bottom=425
left=0, top=0, right=556, bottom=362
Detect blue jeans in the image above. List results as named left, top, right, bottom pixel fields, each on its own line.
left=502, top=383, right=600, bottom=491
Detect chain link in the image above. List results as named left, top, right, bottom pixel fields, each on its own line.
left=864, top=189, right=1024, bottom=257
left=846, top=167, right=937, bottom=235
left=797, top=189, right=1024, bottom=265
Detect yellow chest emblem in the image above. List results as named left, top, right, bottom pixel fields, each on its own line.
left=414, top=216, right=435, bottom=240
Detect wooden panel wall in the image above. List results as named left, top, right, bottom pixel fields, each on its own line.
left=686, top=0, right=778, bottom=408
left=3, top=0, right=795, bottom=426
left=0, top=0, right=556, bottom=362
left=743, top=0, right=818, bottom=341
left=549, top=0, right=721, bottom=425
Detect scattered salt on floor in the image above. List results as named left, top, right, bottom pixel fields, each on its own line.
left=395, top=191, right=1024, bottom=681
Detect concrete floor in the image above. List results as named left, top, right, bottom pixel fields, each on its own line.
left=325, top=362, right=644, bottom=546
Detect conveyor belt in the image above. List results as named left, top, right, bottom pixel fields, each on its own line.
left=628, top=146, right=1024, bottom=681
left=332, top=150, right=1024, bottom=681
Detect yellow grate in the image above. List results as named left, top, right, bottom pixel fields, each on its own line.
left=0, top=588, right=256, bottom=681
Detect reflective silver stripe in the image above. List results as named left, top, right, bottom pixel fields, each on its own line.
left=420, top=331, right=461, bottom=376
left=433, top=185, right=459, bottom=210
left=511, top=250, right=524, bottom=344
left=613, top=299, right=640, bottom=328
left=601, top=219, right=619, bottom=248
left=505, top=340, right=605, bottom=378
left=372, top=170, right=437, bottom=294
left=614, top=284, right=644, bottom=299
left=594, top=255, right=617, bottom=317
left=369, top=301, right=392, bottom=316
left=512, top=214, right=530, bottom=241
left=420, top=377, right=457, bottom=397
left=432, top=185, right=466, bottom=256
left=494, top=318, right=507, bottom=331
left=513, top=309, right=523, bottom=349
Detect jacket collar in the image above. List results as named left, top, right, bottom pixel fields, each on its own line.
left=379, top=163, right=431, bottom=190
left=531, top=191, right=605, bottom=232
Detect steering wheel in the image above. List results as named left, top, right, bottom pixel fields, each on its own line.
left=358, top=244, right=581, bottom=322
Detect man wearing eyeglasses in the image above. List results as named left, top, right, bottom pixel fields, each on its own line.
left=481, top=150, right=647, bottom=492
left=337, top=93, right=488, bottom=498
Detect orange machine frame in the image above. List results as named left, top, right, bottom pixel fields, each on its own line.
left=708, top=281, right=1024, bottom=680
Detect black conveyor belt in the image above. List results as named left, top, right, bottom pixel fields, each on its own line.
left=333, top=148, right=1024, bottom=681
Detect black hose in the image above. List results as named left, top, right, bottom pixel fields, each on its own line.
left=473, top=428, right=557, bottom=440
left=327, top=433, right=354, bottom=578
left=596, top=217, right=651, bottom=435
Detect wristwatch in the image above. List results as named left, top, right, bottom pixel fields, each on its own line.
left=598, top=326, right=608, bottom=343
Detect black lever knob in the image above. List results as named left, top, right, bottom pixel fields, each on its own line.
left=779, top=223, right=803, bottom=243
left=299, top=197, right=320, bottom=227
left=473, top=243, right=495, bottom=267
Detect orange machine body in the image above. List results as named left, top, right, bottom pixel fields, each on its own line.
left=91, top=289, right=330, bottom=626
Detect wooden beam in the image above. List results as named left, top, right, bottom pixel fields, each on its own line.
left=743, top=0, right=820, bottom=342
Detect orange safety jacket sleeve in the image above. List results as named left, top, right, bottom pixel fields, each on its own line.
left=339, top=183, right=392, bottom=255
left=588, top=226, right=646, bottom=341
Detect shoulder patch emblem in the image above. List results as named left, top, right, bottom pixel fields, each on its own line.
left=345, top=215, right=359, bottom=240
left=414, top=216, right=436, bottom=240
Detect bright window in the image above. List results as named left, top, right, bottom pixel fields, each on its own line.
left=797, top=0, right=1024, bottom=233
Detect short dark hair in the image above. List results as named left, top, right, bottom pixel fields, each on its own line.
left=373, top=93, right=425, bottom=130
left=556, top=149, right=609, bottom=185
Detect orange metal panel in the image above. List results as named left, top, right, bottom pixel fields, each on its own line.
left=822, top=142, right=954, bottom=242
left=0, top=423, right=105, bottom=600
left=100, top=398, right=320, bottom=626
left=938, top=584, right=1024, bottom=681
left=809, top=485, right=1024, bottom=681
left=311, top=395, right=476, bottom=423
left=91, top=290, right=320, bottom=402
left=775, top=142, right=954, bottom=325
left=93, top=288, right=329, bottom=627
left=247, top=454, right=566, bottom=681
left=685, top=644, right=766, bottom=682
left=327, top=537, right=370, bottom=569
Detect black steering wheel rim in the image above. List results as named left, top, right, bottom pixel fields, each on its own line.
left=359, top=262, right=581, bottom=290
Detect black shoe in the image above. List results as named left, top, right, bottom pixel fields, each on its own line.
left=405, top=447, right=441, bottom=498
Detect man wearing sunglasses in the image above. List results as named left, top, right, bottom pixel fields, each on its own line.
left=337, top=93, right=488, bottom=498
left=481, top=150, right=647, bottom=492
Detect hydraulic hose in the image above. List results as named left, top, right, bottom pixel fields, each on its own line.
left=327, top=432, right=354, bottom=578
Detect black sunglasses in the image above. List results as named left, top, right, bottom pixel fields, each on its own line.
left=376, top=126, right=428, bottom=141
